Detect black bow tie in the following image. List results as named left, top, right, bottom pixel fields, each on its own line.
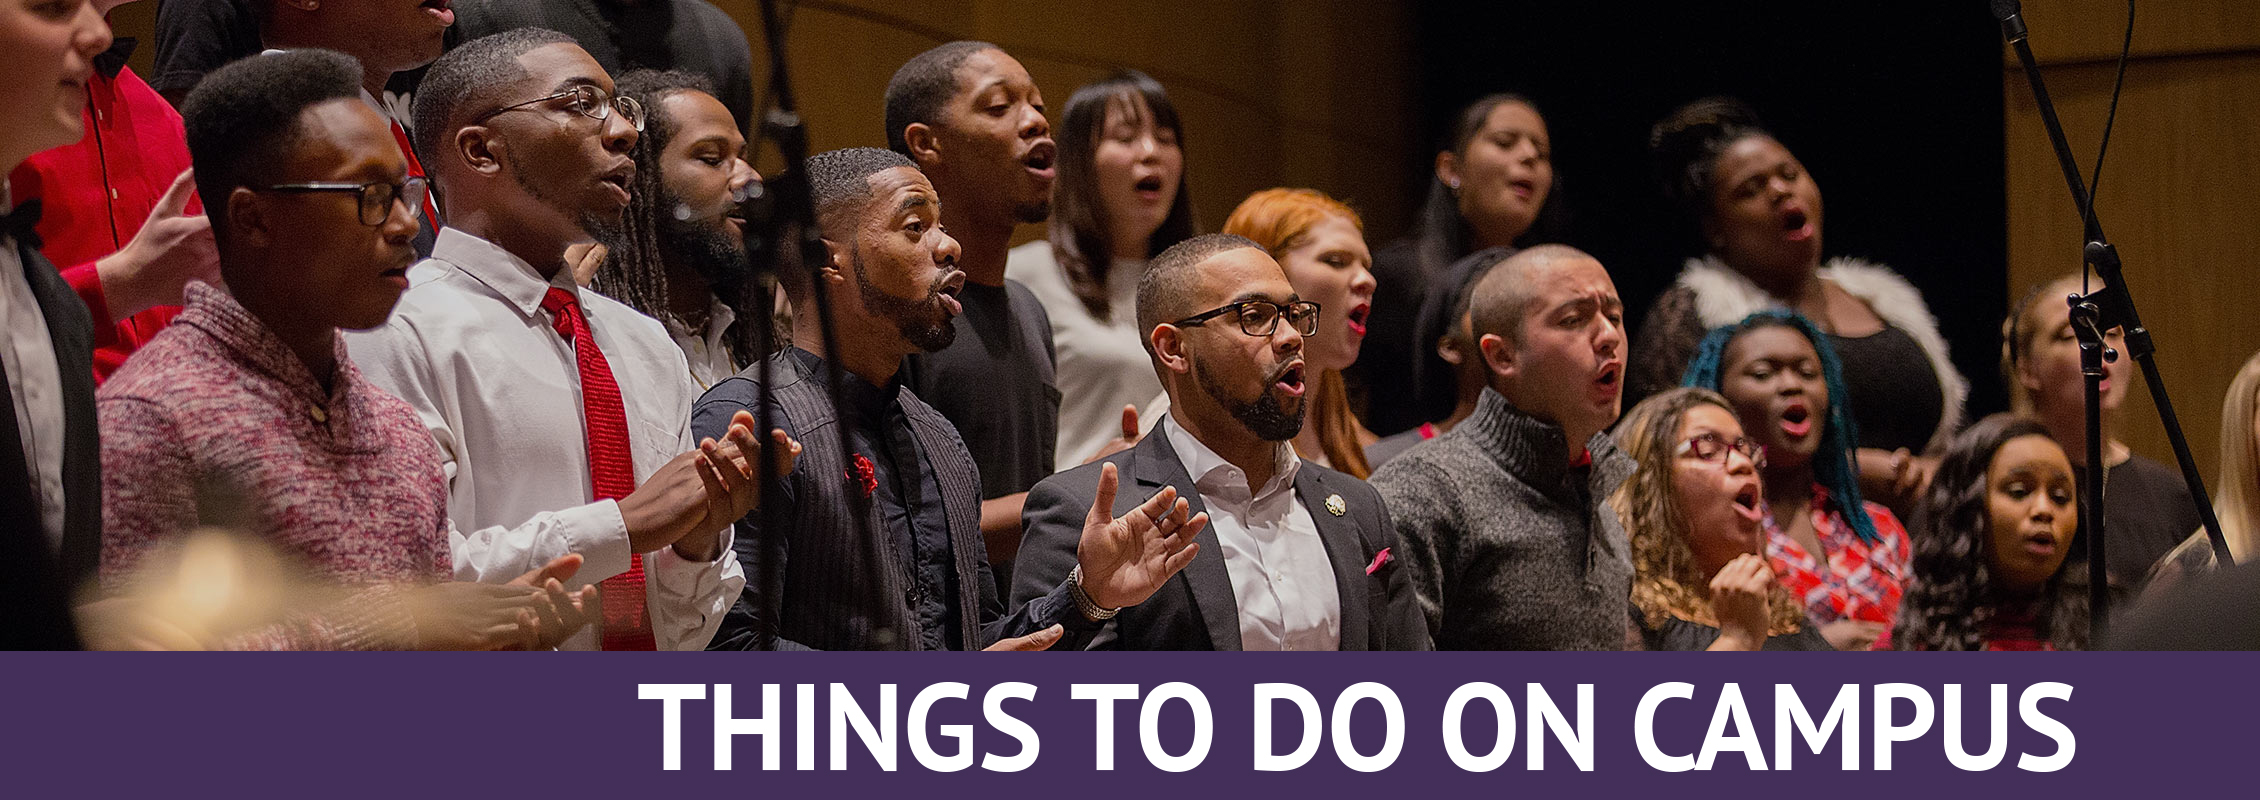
left=2, top=200, right=42, bottom=252
left=93, top=37, right=137, bottom=79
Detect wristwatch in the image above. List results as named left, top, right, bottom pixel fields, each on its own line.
left=1068, top=565, right=1120, bottom=621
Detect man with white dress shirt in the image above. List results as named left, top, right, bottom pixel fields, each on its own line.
left=1013, top=234, right=1429, bottom=650
left=346, top=29, right=748, bottom=650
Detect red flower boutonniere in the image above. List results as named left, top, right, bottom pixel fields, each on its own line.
left=846, top=453, right=877, bottom=498
left=1366, top=547, right=1394, bottom=576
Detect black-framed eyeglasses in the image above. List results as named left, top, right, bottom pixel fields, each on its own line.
left=253, top=177, right=430, bottom=226
left=1171, top=299, right=1322, bottom=337
left=1676, top=432, right=1766, bottom=469
left=472, top=84, right=645, bottom=132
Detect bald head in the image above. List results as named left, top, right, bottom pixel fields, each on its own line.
left=1467, top=244, right=1625, bottom=451
left=1469, top=244, right=1607, bottom=345
left=1136, top=233, right=1264, bottom=354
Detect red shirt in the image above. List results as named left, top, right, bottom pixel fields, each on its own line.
left=1763, top=485, right=1913, bottom=650
left=8, top=61, right=197, bottom=383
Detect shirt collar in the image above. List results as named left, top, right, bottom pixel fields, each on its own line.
left=94, top=37, right=136, bottom=79
left=785, top=345, right=900, bottom=417
left=664, top=294, right=736, bottom=345
left=176, top=282, right=346, bottom=409
left=430, top=227, right=580, bottom=320
left=1161, top=411, right=1300, bottom=499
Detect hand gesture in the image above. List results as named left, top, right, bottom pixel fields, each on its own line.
left=983, top=624, right=1063, bottom=652
left=504, top=553, right=601, bottom=649
left=1857, top=447, right=1937, bottom=511
left=617, top=410, right=795, bottom=557
left=1074, top=462, right=1205, bottom=610
left=1707, top=553, right=1774, bottom=651
left=403, top=582, right=545, bottom=650
left=566, top=242, right=608, bottom=287
left=1081, top=405, right=1142, bottom=464
left=96, top=168, right=220, bottom=319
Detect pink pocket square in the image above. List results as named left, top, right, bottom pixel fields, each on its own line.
left=1366, top=547, right=1393, bottom=575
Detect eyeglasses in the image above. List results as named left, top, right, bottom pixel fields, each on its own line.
left=1171, top=299, right=1322, bottom=337
left=472, top=84, right=645, bottom=132
left=253, top=177, right=430, bottom=226
left=1676, top=432, right=1766, bottom=469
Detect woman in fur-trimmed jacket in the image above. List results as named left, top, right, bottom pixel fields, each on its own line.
left=1628, top=97, right=1967, bottom=513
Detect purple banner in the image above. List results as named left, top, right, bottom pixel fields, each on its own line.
left=7, top=653, right=2243, bottom=797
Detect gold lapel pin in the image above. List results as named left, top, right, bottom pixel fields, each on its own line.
left=1325, top=493, right=1347, bottom=517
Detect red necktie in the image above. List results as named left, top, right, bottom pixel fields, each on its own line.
left=541, top=287, right=655, bottom=650
left=388, top=118, right=443, bottom=228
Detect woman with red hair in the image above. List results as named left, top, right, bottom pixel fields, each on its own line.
left=1221, top=188, right=1381, bottom=477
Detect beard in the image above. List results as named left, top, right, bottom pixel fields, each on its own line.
left=1012, top=196, right=1052, bottom=225
left=656, top=186, right=748, bottom=292
left=850, top=247, right=956, bottom=353
left=1195, top=360, right=1305, bottom=442
left=510, top=155, right=626, bottom=249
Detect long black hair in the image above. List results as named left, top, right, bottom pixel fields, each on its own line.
left=1046, top=70, right=1197, bottom=323
left=593, top=69, right=778, bottom=368
left=1407, top=93, right=1567, bottom=277
left=1895, top=414, right=2094, bottom=651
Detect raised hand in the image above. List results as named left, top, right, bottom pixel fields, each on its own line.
left=617, top=410, right=796, bottom=558
left=1074, top=462, right=1205, bottom=611
left=1706, top=553, right=1774, bottom=652
left=95, top=168, right=220, bottom=319
left=566, top=242, right=608, bottom=287
left=1082, top=404, right=1142, bottom=464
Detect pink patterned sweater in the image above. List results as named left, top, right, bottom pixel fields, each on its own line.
left=99, top=284, right=450, bottom=649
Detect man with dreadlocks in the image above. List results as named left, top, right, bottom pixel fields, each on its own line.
left=691, top=147, right=1203, bottom=651
left=591, top=69, right=767, bottom=390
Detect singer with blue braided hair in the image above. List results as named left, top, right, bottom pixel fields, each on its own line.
left=1682, top=309, right=1911, bottom=650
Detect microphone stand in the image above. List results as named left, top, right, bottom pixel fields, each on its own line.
left=2069, top=298, right=2112, bottom=641
left=1993, top=1, right=2232, bottom=634
left=739, top=0, right=876, bottom=649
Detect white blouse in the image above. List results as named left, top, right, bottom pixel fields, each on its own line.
left=1005, top=241, right=1163, bottom=472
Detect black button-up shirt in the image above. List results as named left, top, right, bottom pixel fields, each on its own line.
left=818, top=349, right=962, bottom=650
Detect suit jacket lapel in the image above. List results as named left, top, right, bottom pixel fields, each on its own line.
left=1133, top=433, right=1241, bottom=651
left=1296, top=468, right=1370, bottom=651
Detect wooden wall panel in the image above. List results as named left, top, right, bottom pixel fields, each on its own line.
left=119, top=1, right=1416, bottom=243
left=709, top=0, right=1416, bottom=244
left=2006, top=28, right=2260, bottom=488
left=2005, top=0, right=2260, bottom=65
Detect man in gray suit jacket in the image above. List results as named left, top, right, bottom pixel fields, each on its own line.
left=693, top=148, right=1203, bottom=650
left=1014, top=234, right=1429, bottom=651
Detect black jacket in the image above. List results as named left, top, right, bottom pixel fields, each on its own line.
left=1013, top=429, right=1429, bottom=650
left=692, top=350, right=1080, bottom=650
left=1, top=233, right=97, bottom=649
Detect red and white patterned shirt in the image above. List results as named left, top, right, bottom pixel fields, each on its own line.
left=1763, top=485, right=1912, bottom=650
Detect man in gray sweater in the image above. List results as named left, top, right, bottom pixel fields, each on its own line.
left=1368, top=245, right=1633, bottom=650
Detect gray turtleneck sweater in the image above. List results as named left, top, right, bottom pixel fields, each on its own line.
left=1368, top=388, right=1635, bottom=650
